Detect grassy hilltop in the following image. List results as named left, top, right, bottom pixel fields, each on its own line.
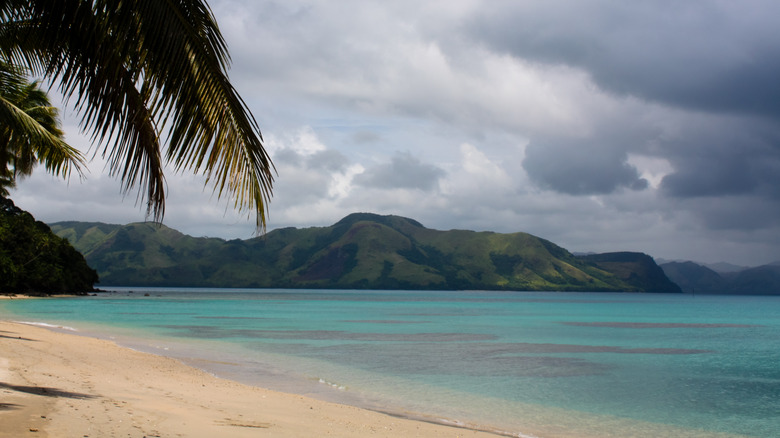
left=52, top=213, right=679, bottom=292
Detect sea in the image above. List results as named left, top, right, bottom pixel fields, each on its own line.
left=1, top=288, right=778, bottom=438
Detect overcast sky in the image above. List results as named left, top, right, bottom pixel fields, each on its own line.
left=12, top=0, right=780, bottom=266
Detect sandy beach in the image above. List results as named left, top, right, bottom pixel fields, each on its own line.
left=0, top=320, right=501, bottom=438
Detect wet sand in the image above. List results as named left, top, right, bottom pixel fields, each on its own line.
left=0, top=320, right=501, bottom=438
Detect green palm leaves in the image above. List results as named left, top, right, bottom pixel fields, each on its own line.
left=0, top=61, right=84, bottom=196
left=1, top=0, right=274, bottom=230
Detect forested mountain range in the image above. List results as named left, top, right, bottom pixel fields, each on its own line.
left=51, top=213, right=680, bottom=292
left=660, top=261, right=780, bottom=295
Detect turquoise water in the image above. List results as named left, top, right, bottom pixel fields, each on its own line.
left=2, top=289, right=778, bottom=437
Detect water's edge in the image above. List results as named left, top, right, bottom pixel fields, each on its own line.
left=8, top=318, right=529, bottom=438
left=3, top=288, right=776, bottom=438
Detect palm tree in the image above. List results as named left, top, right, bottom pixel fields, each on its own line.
left=0, top=60, right=84, bottom=196
left=0, top=0, right=274, bottom=230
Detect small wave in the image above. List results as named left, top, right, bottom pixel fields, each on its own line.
left=16, top=321, right=78, bottom=331
left=317, top=378, right=347, bottom=391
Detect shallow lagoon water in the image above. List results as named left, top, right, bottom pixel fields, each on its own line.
left=2, top=289, right=778, bottom=437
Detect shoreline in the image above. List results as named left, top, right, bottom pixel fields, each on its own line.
left=1, top=292, right=760, bottom=438
left=0, top=320, right=513, bottom=438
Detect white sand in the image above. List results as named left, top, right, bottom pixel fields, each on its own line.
left=0, top=320, right=503, bottom=438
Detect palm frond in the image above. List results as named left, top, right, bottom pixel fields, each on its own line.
left=0, top=89, right=85, bottom=180
left=0, top=60, right=84, bottom=177
left=5, top=0, right=274, bottom=230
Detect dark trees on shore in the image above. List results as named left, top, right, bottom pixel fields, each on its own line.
left=1, top=196, right=97, bottom=294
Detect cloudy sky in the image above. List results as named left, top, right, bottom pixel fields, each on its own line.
left=12, top=0, right=780, bottom=266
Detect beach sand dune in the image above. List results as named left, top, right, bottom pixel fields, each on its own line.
left=0, top=321, right=499, bottom=438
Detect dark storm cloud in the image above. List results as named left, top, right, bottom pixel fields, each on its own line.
left=467, top=0, right=780, bottom=230
left=646, top=115, right=780, bottom=232
left=659, top=118, right=780, bottom=199
left=661, top=153, right=758, bottom=199
left=522, top=139, right=648, bottom=195
left=354, top=152, right=445, bottom=191
left=465, top=0, right=780, bottom=117
left=687, top=196, right=780, bottom=231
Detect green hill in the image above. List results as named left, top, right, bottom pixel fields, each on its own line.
left=51, top=212, right=680, bottom=292
left=660, top=261, right=780, bottom=295
left=1, top=198, right=98, bottom=294
left=726, top=265, right=780, bottom=295
left=659, top=261, right=729, bottom=294
left=579, top=252, right=681, bottom=293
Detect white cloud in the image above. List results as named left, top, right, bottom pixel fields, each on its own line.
left=444, top=143, right=513, bottom=195
left=626, top=154, right=673, bottom=189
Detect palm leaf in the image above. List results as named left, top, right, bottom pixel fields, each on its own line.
left=3, top=0, right=274, bottom=230
left=0, top=61, right=84, bottom=182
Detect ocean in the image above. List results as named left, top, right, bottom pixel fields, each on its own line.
left=1, top=289, right=778, bottom=437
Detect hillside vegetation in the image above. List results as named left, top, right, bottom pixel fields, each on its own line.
left=661, top=261, right=780, bottom=295
left=52, top=213, right=679, bottom=292
left=1, top=197, right=97, bottom=294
